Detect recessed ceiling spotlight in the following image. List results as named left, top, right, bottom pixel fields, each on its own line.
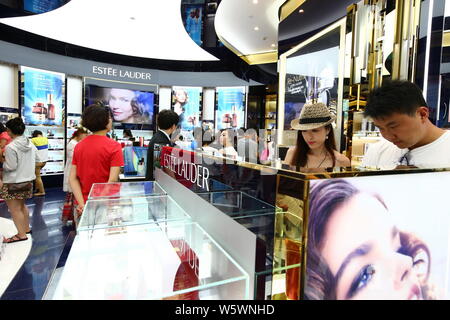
left=254, top=26, right=259, bottom=31
left=299, top=9, right=304, bottom=13
left=253, top=0, right=258, bottom=4
left=271, top=43, right=276, bottom=47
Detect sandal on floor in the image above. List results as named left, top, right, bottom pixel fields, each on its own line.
left=3, top=234, right=28, bottom=243
left=26, top=229, right=32, bottom=234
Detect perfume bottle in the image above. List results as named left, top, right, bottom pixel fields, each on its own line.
left=231, top=105, right=237, bottom=127
left=47, top=94, right=55, bottom=120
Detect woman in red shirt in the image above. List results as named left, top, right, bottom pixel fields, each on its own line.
left=70, top=105, right=124, bottom=217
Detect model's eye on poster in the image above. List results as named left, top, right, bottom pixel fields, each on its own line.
left=215, top=87, right=246, bottom=130
left=305, top=173, right=450, bottom=300
left=21, top=66, right=65, bottom=126
left=85, top=85, right=154, bottom=125
left=172, top=86, right=202, bottom=131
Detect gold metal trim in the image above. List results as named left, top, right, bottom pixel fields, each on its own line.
left=444, top=31, right=450, bottom=47
left=280, top=0, right=307, bottom=22
left=240, top=51, right=278, bottom=65
left=278, top=18, right=346, bottom=146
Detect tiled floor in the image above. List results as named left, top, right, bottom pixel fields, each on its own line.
left=0, top=188, right=75, bottom=300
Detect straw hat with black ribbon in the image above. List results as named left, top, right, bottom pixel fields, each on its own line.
left=290, top=102, right=336, bottom=131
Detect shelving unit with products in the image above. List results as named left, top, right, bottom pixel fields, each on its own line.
left=25, top=125, right=66, bottom=175
left=66, top=113, right=82, bottom=145
left=264, top=94, right=277, bottom=131
left=111, top=128, right=153, bottom=147
left=344, top=109, right=382, bottom=167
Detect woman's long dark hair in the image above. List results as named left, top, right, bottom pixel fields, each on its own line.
left=292, top=124, right=336, bottom=169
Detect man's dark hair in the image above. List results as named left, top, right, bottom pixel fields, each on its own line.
left=0, top=123, right=6, bottom=133
left=32, top=130, right=43, bottom=137
left=157, top=110, right=179, bottom=130
left=123, top=129, right=133, bottom=138
left=5, top=117, right=25, bottom=135
left=364, top=80, right=428, bottom=119
left=82, top=105, right=111, bottom=132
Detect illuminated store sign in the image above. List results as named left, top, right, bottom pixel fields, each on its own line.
left=92, top=66, right=152, bottom=81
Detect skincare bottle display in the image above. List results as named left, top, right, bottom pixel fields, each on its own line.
left=231, top=105, right=237, bottom=127
left=47, top=93, right=56, bottom=120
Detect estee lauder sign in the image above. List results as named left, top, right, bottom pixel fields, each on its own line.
left=92, top=66, right=152, bottom=80
left=161, top=150, right=210, bottom=191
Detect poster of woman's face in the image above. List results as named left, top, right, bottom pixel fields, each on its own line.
left=306, top=172, right=450, bottom=300
left=172, top=86, right=202, bottom=131
left=85, top=85, right=154, bottom=125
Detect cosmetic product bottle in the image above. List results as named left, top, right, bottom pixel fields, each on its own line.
left=232, top=106, right=237, bottom=127
left=47, top=94, right=55, bottom=120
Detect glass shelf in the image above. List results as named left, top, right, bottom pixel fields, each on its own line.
left=88, top=181, right=166, bottom=200
left=51, top=221, right=249, bottom=300
left=196, top=190, right=276, bottom=220
left=78, top=195, right=191, bottom=232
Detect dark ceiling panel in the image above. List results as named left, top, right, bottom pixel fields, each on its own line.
left=279, top=0, right=355, bottom=42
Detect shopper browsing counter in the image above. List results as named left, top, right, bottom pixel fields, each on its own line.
left=70, top=105, right=124, bottom=216
left=284, top=102, right=350, bottom=170
left=362, top=81, right=450, bottom=169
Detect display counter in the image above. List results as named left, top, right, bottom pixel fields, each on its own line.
left=88, top=181, right=166, bottom=200
left=153, top=144, right=450, bottom=300
left=51, top=221, right=249, bottom=300
left=78, top=194, right=190, bottom=232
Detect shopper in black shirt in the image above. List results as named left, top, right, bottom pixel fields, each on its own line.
left=145, top=110, right=179, bottom=180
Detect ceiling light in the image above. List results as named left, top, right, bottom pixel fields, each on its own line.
left=253, top=0, right=258, bottom=4
left=271, top=43, right=276, bottom=47
left=254, top=26, right=259, bottom=31
left=299, top=9, right=304, bottom=13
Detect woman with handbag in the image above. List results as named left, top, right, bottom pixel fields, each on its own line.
left=1, top=117, right=36, bottom=243
left=62, top=127, right=88, bottom=225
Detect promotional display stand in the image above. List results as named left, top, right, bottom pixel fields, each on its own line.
left=153, top=145, right=450, bottom=300
left=46, top=181, right=250, bottom=300
left=20, top=66, right=66, bottom=176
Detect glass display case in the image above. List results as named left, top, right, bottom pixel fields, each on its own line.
left=78, top=195, right=190, bottom=232
left=88, top=181, right=166, bottom=200
left=51, top=221, right=249, bottom=300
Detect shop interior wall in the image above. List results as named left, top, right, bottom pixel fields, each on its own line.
left=0, top=62, right=18, bottom=109
left=158, top=86, right=172, bottom=111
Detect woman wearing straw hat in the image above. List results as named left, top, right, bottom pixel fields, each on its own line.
left=284, top=102, right=350, bottom=170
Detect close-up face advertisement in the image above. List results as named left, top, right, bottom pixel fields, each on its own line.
left=306, top=173, right=450, bottom=300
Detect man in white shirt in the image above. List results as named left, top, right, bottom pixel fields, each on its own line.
left=362, top=80, right=450, bottom=169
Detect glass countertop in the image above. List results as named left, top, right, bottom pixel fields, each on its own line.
left=78, top=195, right=190, bottom=232
left=196, top=190, right=276, bottom=220
left=88, top=181, right=166, bottom=200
